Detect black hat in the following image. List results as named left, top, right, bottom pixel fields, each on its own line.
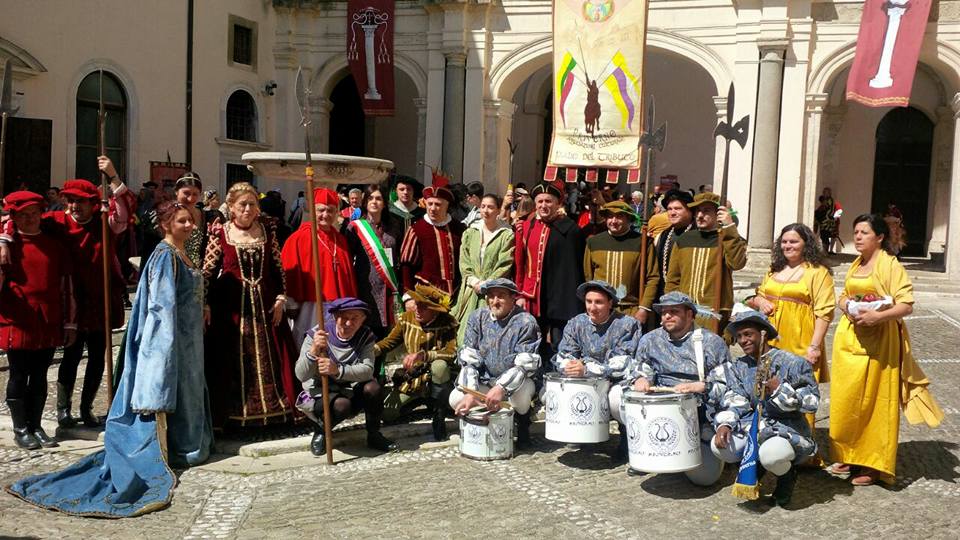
left=660, top=189, right=694, bottom=210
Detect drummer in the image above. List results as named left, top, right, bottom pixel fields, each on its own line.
left=450, top=278, right=541, bottom=446
left=711, top=308, right=820, bottom=506
left=627, top=291, right=731, bottom=483
left=552, top=280, right=642, bottom=458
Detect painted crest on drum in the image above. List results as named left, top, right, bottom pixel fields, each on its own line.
left=681, top=406, right=700, bottom=447
left=646, top=416, right=681, bottom=455
left=570, top=391, right=597, bottom=424
left=491, top=423, right=509, bottom=443
left=465, top=424, right=486, bottom=445
left=545, top=391, right=560, bottom=422
left=627, top=418, right=644, bottom=454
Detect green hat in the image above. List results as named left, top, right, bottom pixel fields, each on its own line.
left=687, top=192, right=722, bottom=209
left=599, top=200, right=637, bottom=218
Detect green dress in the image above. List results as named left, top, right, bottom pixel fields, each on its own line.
left=451, top=222, right=515, bottom=342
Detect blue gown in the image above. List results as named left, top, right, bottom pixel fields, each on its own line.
left=6, top=242, right=213, bottom=518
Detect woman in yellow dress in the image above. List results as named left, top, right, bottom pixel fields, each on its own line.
left=829, top=214, right=943, bottom=486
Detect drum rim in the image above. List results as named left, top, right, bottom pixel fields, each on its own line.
left=461, top=407, right=515, bottom=419
left=544, top=372, right=609, bottom=383
left=622, top=390, right=694, bottom=403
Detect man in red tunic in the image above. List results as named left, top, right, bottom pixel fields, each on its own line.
left=0, top=192, right=77, bottom=449
left=282, top=188, right=358, bottom=349
left=1, top=157, right=130, bottom=428
left=515, top=180, right=586, bottom=364
left=398, top=178, right=465, bottom=296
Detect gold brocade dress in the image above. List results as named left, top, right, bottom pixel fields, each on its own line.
left=829, top=273, right=902, bottom=484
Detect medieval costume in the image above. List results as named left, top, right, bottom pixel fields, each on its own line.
left=295, top=298, right=397, bottom=455
left=282, top=189, right=358, bottom=349
left=375, top=284, right=458, bottom=439
left=398, top=184, right=465, bottom=296
left=515, top=182, right=586, bottom=358
left=665, top=193, right=747, bottom=329
left=0, top=192, right=75, bottom=449
left=451, top=218, right=515, bottom=342
left=627, top=292, right=731, bottom=485
left=7, top=241, right=213, bottom=517
left=553, top=281, right=642, bottom=427
left=450, top=279, right=541, bottom=442
left=344, top=215, right=404, bottom=338
left=0, top=179, right=131, bottom=429
left=204, top=218, right=296, bottom=428
left=830, top=250, right=943, bottom=485
left=583, top=201, right=659, bottom=316
left=711, top=310, right=820, bottom=505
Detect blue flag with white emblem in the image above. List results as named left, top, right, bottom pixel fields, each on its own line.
left=731, top=410, right=761, bottom=500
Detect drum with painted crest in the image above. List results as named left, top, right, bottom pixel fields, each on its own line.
left=620, top=390, right=702, bottom=473
left=459, top=407, right=514, bottom=461
left=543, top=373, right=611, bottom=444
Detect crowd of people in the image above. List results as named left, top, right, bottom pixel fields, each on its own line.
left=0, top=157, right=945, bottom=517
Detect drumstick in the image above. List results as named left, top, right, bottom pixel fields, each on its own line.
left=457, top=386, right=514, bottom=410
left=649, top=385, right=678, bottom=393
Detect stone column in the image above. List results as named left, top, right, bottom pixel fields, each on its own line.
left=928, top=105, right=953, bottom=259
left=442, top=52, right=466, bottom=181
left=800, top=93, right=828, bottom=225
left=313, top=97, right=333, bottom=153
left=712, top=95, right=727, bottom=190
left=946, top=94, right=960, bottom=278
left=482, top=98, right=516, bottom=192
left=747, top=42, right=787, bottom=249
left=414, top=97, right=428, bottom=183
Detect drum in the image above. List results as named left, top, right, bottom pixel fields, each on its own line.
left=543, top=373, right=611, bottom=444
left=620, top=390, right=702, bottom=473
left=459, top=407, right=514, bottom=461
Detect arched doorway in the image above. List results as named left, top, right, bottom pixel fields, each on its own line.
left=872, top=107, right=933, bottom=257
left=327, top=69, right=419, bottom=176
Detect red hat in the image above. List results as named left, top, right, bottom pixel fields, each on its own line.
left=423, top=168, right=455, bottom=204
left=313, top=188, right=339, bottom=207
left=3, top=191, right=46, bottom=213
left=60, top=179, right=100, bottom=200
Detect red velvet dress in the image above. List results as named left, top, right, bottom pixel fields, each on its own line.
left=203, top=218, right=297, bottom=427
left=0, top=232, right=74, bottom=351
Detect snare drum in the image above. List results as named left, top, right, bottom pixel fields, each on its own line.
left=459, top=407, right=514, bottom=461
left=543, top=373, right=611, bottom=444
left=620, top=390, right=702, bottom=473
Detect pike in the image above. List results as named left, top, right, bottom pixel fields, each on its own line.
left=710, top=82, right=749, bottom=331
left=636, top=95, right=666, bottom=305
left=0, top=58, right=19, bottom=197
left=97, top=69, right=115, bottom=405
left=296, top=66, right=335, bottom=465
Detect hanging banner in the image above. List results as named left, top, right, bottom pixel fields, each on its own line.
left=548, top=0, right=648, bottom=169
left=846, top=0, right=932, bottom=108
left=347, top=0, right=395, bottom=116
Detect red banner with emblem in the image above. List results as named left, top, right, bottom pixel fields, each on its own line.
left=347, top=0, right=395, bottom=116
left=846, top=0, right=932, bottom=108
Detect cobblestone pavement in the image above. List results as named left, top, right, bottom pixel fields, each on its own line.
left=1, top=305, right=959, bottom=538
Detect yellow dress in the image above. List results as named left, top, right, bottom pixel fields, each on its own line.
left=829, top=273, right=902, bottom=483
left=757, top=264, right=835, bottom=384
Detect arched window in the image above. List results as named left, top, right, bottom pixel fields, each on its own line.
left=76, top=71, right=126, bottom=182
left=226, top=90, right=257, bottom=142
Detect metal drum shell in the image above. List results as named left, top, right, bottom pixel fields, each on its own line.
left=621, top=391, right=702, bottom=473
left=543, top=372, right=611, bottom=444
left=459, top=408, right=515, bottom=461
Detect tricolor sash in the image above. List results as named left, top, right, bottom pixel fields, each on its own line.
left=353, top=219, right=400, bottom=292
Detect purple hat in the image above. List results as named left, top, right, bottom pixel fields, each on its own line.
left=326, top=297, right=370, bottom=315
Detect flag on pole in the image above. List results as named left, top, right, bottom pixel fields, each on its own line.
left=846, top=0, right=932, bottom=108
left=731, top=411, right=761, bottom=500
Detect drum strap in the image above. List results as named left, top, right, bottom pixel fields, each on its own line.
left=692, top=328, right=705, bottom=382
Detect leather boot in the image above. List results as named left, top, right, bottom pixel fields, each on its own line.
left=430, top=384, right=451, bottom=442
left=28, top=391, right=58, bottom=448
left=365, top=411, right=397, bottom=453
left=515, top=412, right=531, bottom=448
left=7, top=399, right=40, bottom=450
left=310, top=424, right=326, bottom=457
left=56, top=382, right=77, bottom=428
left=79, top=383, right=102, bottom=428
left=771, top=467, right=798, bottom=507
left=615, top=422, right=628, bottom=461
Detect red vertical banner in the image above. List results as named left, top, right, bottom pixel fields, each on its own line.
left=347, top=1, right=395, bottom=116
left=846, top=0, right=932, bottom=108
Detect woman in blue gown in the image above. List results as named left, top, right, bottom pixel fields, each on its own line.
left=6, top=201, right=213, bottom=518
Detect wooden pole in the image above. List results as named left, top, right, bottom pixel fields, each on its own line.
left=0, top=112, right=7, bottom=197
left=636, top=2, right=652, bottom=312
left=711, top=138, right=732, bottom=334
left=98, top=69, right=114, bottom=406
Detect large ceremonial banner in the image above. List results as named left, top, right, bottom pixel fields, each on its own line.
left=846, top=0, right=932, bottom=108
left=548, top=0, right=648, bottom=169
left=347, top=0, right=395, bottom=116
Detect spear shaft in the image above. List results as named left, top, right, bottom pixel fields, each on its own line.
left=98, top=70, right=114, bottom=406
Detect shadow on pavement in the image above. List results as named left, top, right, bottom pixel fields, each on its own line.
left=891, top=440, right=960, bottom=490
